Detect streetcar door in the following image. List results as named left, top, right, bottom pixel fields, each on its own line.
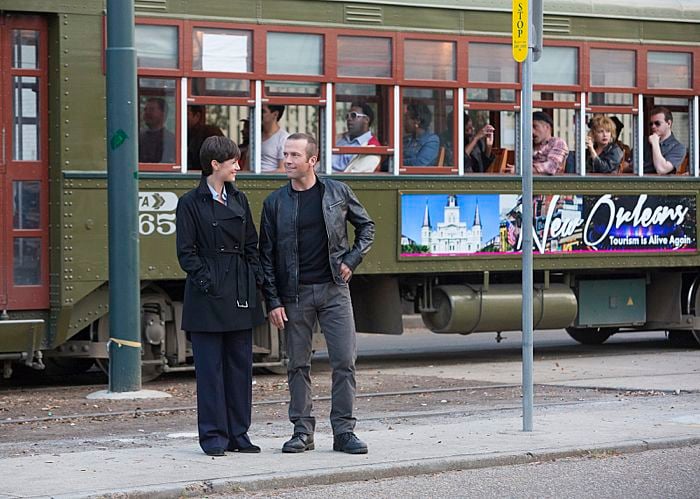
left=0, top=15, right=49, bottom=311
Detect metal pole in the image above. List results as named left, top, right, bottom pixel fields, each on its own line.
left=521, top=0, right=539, bottom=432
left=106, top=0, right=141, bottom=392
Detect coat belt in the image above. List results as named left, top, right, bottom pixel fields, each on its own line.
left=197, top=248, right=243, bottom=257
left=197, top=247, right=254, bottom=308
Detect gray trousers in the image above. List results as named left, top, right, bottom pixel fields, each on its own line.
left=285, top=282, right=357, bottom=436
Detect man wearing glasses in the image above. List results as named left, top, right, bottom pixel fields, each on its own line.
left=643, top=106, right=686, bottom=175
left=332, top=103, right=382, bottom=173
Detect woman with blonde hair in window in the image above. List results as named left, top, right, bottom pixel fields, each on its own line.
left=586, top=115, right=624, bottom=174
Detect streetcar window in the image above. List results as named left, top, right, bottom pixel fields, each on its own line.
left=468, top=43, right=518, bottom=83
left=13, top=238, right=41, bottom=285
left=531, top=108, right=575, bottom=175
left=403, top=40, right=455, bottom=81
left=456, top=109, right=517, bottom=174
left=138, top=78, right=177, bottom=165
left=653, top=98, right=691, bottom=149
left=590, top=49, right=636, bottom=88
left=337, top=36, right=392, bottom=78
left=185, top=104, right=232, bottom=171
left=278, top=105, right=320, bottom=138
left=585, top=114, right=634, bottom=175
left=12, top=30, right=39, bottom=70
left=401, top=88, right=454, bottom=170
left=647, top=52, right=692, bottom=89
left=12, top=76, right=39, bottom=161
left=250, top=103, right=321, bottom=173
left=332, top=83, right=390, bottom=174
left=264, top=81, right=322, bottom=97
left=589, top=93, right=634, bottom=107
left=466, top=88, right=516, bottom=103
left=534, top=91, right=577, bottom=103
left=135, top=25, right=179, bottom=69
left=191, top=78, right=250, bottom=98
left=267, top=32, right=323, bottom=76
left=192, top=28, right=252, bottom=73
left=534, top=46, right=578, bottom=86
left=13, top=181, right=40, bottom=230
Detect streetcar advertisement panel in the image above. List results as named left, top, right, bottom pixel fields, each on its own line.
left=400, top=193, right=696, bottom=257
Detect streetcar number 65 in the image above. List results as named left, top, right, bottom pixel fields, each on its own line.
left=139, top=213, right=176, bottom=236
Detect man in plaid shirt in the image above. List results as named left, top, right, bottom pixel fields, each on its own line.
left=532, top=111, right=569, bottom=175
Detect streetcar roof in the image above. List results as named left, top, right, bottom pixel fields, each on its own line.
left=325, top=0, right=700, bottom=23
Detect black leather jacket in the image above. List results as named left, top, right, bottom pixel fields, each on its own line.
left=259, top=176, right=375, bottom=310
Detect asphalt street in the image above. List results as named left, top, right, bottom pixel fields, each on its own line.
left=228, top=444, right=700, bottom=499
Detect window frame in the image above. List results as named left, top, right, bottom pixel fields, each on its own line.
left=640, top=44, right=697, bottom=96
left=397, top=32, right=465, bottom=89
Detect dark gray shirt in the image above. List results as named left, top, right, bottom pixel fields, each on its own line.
left=643, top=133, right=686, bottom=174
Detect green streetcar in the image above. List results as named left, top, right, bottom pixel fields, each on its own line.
left=1, top=0, right=699, bottom=379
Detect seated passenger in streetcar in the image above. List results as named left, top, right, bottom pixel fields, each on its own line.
left=642, top=106, right=686, bottom=175
left=531, top=111, right=568, bottom=175
left=139, top=97, right=176, bottom=164
left=261, top=104, right=290, bottom=173
left=332, top=102, right=382, bottom=173
left=610, top=116, right=633, bottom=172
left=402, top=103, right=440, bottom=166
left=187, top=105, right=224, bottom=170
left=585, top=115, right=623, bottom=174
left=507, top=111, right=568, bottom=175
left=441, top=111, right=495, bottom=172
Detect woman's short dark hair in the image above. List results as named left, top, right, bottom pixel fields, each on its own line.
left=199, top=136, right=240, bottom=176
left=407, top=103, right=433, bottom=129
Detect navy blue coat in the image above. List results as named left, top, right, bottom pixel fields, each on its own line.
left=176, top=178, right=265, bottom=332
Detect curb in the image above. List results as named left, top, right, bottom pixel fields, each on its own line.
left=63, top=435, right=700, bottom=499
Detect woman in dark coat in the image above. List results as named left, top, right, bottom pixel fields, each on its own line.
left=176, top=136, right=265, bottom=456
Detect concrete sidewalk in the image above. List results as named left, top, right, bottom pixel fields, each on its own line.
left=1, top=393, right=700, bottom=498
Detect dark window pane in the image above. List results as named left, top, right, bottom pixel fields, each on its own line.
left=191, top=78, right=250, bottom=97
left=138, top=78, right=177, bottom=164
left=467, top=88, right=516, bottom=103
left=402, top=88, right=454, bottom=167
left=588, top=93, right=634, bottom=106
left=14, top=238, right=41, bottom=285
left=13, top=76, right=39, bottom=161
left=264, top=81, right=321, bottom=97
left=338, top=36, right=391, bottom=78
left=12, top=30, right=39, bottom=69
left=13, top=181, right=40, bottom=229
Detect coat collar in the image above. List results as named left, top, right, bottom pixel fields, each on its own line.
left=197, top=175, right=239, bottom=199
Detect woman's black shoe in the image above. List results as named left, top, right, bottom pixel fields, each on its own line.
left=203, top=447, right=226, bottom=457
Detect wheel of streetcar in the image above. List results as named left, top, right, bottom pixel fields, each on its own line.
left=682, top=276, right=700, bottom=347
left=42, top=357, right=95, bottom=376
left=42, top=327, right=95, bottom=375
left=565, top=327, right=617, bottom=345
left=93, top=315, right=163, bottom=383
left=668, top=330, right=700, bottom=348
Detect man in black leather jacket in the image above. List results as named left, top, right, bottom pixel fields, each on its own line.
left=259, top=133, right=375, bottom=455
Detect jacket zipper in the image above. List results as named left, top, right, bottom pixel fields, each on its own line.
left=321, top=185, right=338, bottom=284
left=293, top=191, right=299, bottom=303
